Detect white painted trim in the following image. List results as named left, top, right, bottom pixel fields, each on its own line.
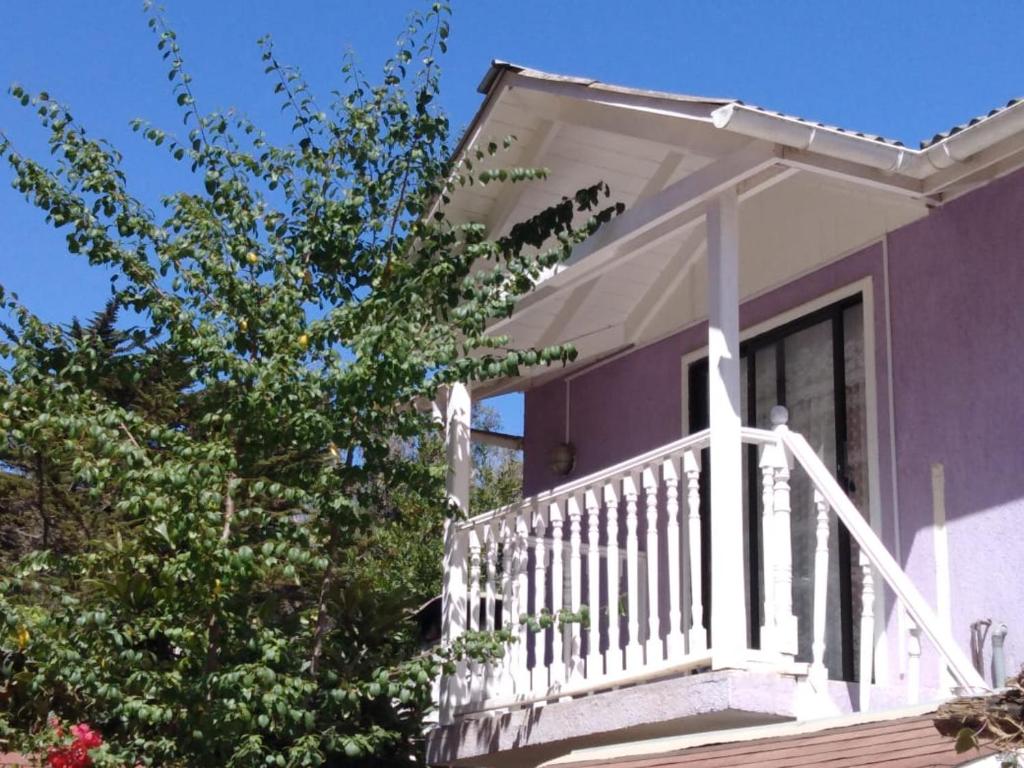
left=860, top=281, right=890, bottom=684
left=931, top=462, right=954, bottom=689
left=882, top=234, right=907, bottom=681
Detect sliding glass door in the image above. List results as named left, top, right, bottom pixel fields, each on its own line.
left=688, top=295, right=868, bottom=681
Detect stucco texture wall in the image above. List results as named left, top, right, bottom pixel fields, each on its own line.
left=887, top=166, right=1024, bottom=686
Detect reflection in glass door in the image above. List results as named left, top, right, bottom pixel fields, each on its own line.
left=688, top=295, right=868, bottom=681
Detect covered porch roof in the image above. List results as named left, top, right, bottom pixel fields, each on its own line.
left=446, top=63, right=1024, bottom=398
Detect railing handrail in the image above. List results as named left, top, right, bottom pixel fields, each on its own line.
left=456, top=428, right=711, bottom=530
left=778, top=426, right=988, bottom=692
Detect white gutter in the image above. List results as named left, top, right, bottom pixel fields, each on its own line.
left=712, top=100, right=1024, bottom=180
left=910, top=100, right=1024, bottom=174
left=711, top=103, right=911, bottom=172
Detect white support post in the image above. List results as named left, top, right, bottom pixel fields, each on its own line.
left=623, top=474, right=643, bottom=669
left=663, top=458, right=685, bottom=656
left=706, top=188, right=747, bottom=655
left=440, top=382, right=471, bottom=722
left=642, top=467, right=663, bottom=663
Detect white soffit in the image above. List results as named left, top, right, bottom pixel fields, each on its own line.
left=450, top=63, right=1024, bottom=393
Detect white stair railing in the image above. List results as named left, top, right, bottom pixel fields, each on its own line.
left=767, top=406, right=987, bottom=695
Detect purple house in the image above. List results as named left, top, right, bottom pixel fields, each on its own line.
left=426, top=63, right=1024, bottom=767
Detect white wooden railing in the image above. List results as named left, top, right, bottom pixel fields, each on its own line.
left=439, top=407, right=987, bottom=721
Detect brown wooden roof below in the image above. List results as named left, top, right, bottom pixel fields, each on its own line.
left=558, top=715, right=993, bottom=768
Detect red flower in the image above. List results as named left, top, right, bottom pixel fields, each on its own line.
left=69, top=725, right=102, bottom=751
left=46, top=721, right=103, bottom=768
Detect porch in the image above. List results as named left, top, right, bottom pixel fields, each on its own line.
left=426, top=63, right=1015, bottom=766
left=432, top=410, right=980, bottom=762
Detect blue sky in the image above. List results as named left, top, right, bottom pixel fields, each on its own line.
left=3, top=1, right=1024, bottom=433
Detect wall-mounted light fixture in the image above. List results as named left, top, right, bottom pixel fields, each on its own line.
left=547, top=442, right=576, bottom=477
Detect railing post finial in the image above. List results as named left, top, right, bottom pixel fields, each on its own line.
left=770, top=405, right=789, bottom=429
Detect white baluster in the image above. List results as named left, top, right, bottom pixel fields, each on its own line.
left=906, top=619, right=922, bottom=705
left=623, top=475, right=643, bottom=669
left=642, top=466, right=662, bottom=664
left=810, top=489, right=831, bottom=687
left=567, top=494, right=584, bottom=679
left=770, top=406, right=798, bottom=659
left=483, top=521, right=498, bottom=701
left=858, top=550, right=875, bottom=712
left=585, top=489, right=603, bottom=677
left=500, top=517, right=515, bottom=696
left=604, top=482, right=622, bottom=675
left=758, top=448, right=776, bottom=654
left=532, top=505, right=548, bottom=693
left=682, top=449, right=706, bottom=652
left=467, top=526, right=482, bottom=704
left=468, top=527, right=482, bottom=633
left=549, top=500, right=565, bottom=686
left=663, top=457, right=684, bottom=657
left=485, top=522, right=498, bottom=633
left=513, top=510, right=530, bottom=695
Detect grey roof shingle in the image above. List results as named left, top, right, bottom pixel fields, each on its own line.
left=922, top=97, right=1024, bottom=148
left=486, top=60, right=1022, bottom=153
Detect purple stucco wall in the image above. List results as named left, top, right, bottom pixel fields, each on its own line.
left=522, top=166, right=1024, bottom=689
left=887, top=166, right=1024, bottom=685
left=524, top=243, right=897, bottom=555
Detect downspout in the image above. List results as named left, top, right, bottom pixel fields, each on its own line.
left=992, top=623, right=1008, bottom=688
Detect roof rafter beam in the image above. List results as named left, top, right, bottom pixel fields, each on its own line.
left=488, top=141, right=785, bottom=335
left=636, top=150, right=686, bottom=199
left=532, top=149, right=687, bottom=348
left=486, top=118, right=562, bottom=237
left=923, top=129, right=1024, bottom=197
left=535, top=277, right=600, bottom=349
left=779, top=147, right=934, bottom=201
left=623, top=225, right=707, bottom=342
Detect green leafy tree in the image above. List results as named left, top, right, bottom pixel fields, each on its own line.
left=470, top=405, right=522, bottom=514
left=0, top=3, right=618, bottom=766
